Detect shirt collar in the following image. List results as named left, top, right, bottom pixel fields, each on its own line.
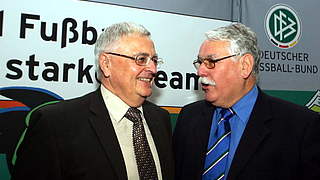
left=100, top=85, right=143, bottom=123
left=231, top=85, right=258, bottom=124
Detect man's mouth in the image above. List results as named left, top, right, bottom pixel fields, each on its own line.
left=138, top=77, right=153, bottom=82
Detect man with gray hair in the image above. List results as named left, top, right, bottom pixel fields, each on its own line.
left=12, top=22, right=174, bottom=180
left=173, top=23, right=320, bottom=180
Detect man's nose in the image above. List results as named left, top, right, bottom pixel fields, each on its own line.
left=197, top=63, right=208, bottom=77
left=146, top=60, right=157, bottom=73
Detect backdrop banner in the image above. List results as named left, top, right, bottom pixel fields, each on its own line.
left=0, top=0, right=231, bottom=178
left=240, top=0, right=320, bottom=112
left=1, top=0, right=319, bottom=179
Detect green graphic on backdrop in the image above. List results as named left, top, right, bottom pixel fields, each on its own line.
left=269, top=8, right=298, bottom=43
left=265, top=4, right=301, bottom=48
left=305, top=90, right=320, bottom=112
left=264, top=90, right=314, bottom=106
left=0, top=154, right=10, bottom=180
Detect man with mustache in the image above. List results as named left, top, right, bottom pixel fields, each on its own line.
left=12, top=22, right=174, bottom=180
left=173, top=23, right=320, bottom=180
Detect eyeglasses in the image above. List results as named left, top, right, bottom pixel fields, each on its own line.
left=193, top=54, right=239, bottom=69
left=104, top=52, right=163, bottom=67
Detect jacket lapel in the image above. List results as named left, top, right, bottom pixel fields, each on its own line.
left=88, top=89, right=127, bottom=180
left=193, top=101, right=215, bottom=179
left=227, top=90, right=272, bottom=180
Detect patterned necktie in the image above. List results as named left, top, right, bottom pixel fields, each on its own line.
left=202, top=108, right=234, bottom=180
left=125, top=107, right=158, bottom=180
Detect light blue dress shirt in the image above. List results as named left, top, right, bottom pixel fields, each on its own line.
left=208, top=85, right=258, bottom=178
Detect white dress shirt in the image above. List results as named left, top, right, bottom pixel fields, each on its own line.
left=100, top=85, right=163, bottom=180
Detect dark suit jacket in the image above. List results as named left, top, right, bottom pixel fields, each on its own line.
left=173, top=90, right=320, bottom=180
left=11, top=89, right=174, bottom=180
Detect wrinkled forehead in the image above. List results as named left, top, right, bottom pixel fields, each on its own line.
left=112, top=33, right=155, bottom=55
left=199, top=40, right=231, bottom=57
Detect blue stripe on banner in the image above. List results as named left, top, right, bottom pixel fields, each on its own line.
left=0, top=107, right=30, bottom=113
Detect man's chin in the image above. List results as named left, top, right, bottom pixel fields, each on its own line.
left=139, top=89, right=153, bottom=98
left=204, top=93, right=215, bottom=103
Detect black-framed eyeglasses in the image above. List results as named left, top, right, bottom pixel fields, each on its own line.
left=193, top=54, right=239, bottom=69
left=104, top=52, right=163, bottom=67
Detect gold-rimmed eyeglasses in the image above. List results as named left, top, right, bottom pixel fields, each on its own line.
left=193, top=54, right=239, bottom=69
left=104, top=52, right=163, bottom=68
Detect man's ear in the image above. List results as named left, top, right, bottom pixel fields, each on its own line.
left=99, top=53, right=111, bottom=78
left=239, top=53, right=254, bottom=79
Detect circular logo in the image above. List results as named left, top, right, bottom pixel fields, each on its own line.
left=265, top=4, right=301, bottom=49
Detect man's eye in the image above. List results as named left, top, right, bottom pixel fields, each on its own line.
left=136, top=56, right=148, bottom=62
left=151, top=57, right=159, bottom=64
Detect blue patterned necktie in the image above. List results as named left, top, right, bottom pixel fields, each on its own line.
left=202, top=108, right=234, bottom=180
left=125, top=107, right=158, bottom=180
